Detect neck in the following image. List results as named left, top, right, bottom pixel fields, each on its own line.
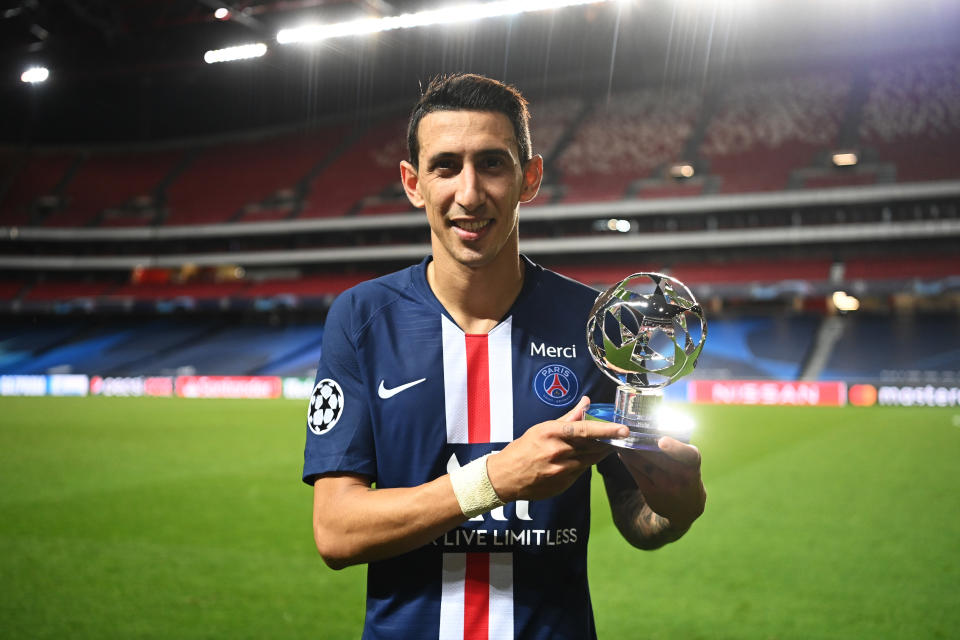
left=427, top=241, right=524, bottom=335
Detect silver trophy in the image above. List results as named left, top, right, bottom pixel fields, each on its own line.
left=584, top=273, right=707, bottom=450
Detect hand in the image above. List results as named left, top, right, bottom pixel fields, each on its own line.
left=486, top=396, right=629, bottom=502
left=617, top=437, right=706, bottom=531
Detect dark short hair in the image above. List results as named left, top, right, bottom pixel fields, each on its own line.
left=406, top=73, right=532, bottom=170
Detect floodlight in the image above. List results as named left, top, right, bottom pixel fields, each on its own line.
left=832, top=151, right=858, bottom=167
left=203, top=43, right=268, bottom=64
left=669, top=162, right=695, bottom=179
left=20, top=66, right=49, bottom=84
left=604, top=218, right=631, bottom=232
left=832, top=291, right=860, bottom=312
left=214, top=7, right=230, bottom=20
left=277, top=0, right=607, bottom=45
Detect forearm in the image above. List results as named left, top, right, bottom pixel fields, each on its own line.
left=313, top=473, right=466, bottom=569
left=607, top=486, right=691, bottom=550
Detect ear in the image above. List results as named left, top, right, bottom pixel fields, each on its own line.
left=400, top=161, right=425, bottom=209
left=519, top=154, right=544, bottom=204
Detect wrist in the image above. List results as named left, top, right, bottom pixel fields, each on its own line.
left=449, top=454, right=506, bottom=518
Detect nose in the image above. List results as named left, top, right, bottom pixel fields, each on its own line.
left=455, top=163, right=485, bottom=213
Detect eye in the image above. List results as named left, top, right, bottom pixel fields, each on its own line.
left=431, top=158, right=458, bottom=174
left=480, top=156, right=506, bottom=170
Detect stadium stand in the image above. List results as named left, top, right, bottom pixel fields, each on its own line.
left=691, top=315, right=821, bottom=381
left=106, top=281, right=249, bottom=301
left=0, top=281, right=25, bottom=300
left=301, top=115, right=408, bottom=218
left=109, top=324, right=322, bottom=376
left=844, top=255, right=959, bottom=281
left=859, top=58, right=960, bottom=183
left=700, top=71, right=851, bottom=193
left=241, top=273, right=374, bottom=299
left=556, top=88, right=702, bottom=202
left=819, top=313, right=960, bottom=383
left=164, top=128, right=345, bottom=226
left=23, top=281, right=116, bottom=301
left=0, top=151, right=77, bottom=226
left=75, top=319, right=221, bottom=376
left=669, top=259, right=833, bottom=287
left=531, top=96, right=585, bottom=164
left=2, top=61, right=958, bottom=231
left=551, top=259, right=833, bottom=290
left=0, top=317, right=324, bottom=378
left=44, top=149, right=183, bottom=227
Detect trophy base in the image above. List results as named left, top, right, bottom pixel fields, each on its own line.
left=583, top=403, right=662, bottom=451
left=584, top=387, right=686, bottom=451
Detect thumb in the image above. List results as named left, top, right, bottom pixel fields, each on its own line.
left=558, top=396, right=591, bottom=422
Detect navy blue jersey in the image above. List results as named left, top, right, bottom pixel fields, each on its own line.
left=303, top=256, right=619, bottom=640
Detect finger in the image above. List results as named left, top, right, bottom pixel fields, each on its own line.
left=558, top=396, right=591, bottom=422
left=657, top=437, right=702, bottom=468
left=560, top=419, right=628, bottom=442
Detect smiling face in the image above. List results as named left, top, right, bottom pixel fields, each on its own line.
left=401, top=110, right=542, bottom=271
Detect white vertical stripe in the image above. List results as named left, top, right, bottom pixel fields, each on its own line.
left=487, top=317, right=514, bottom=442
left=488, top=553, right=514, bottom=640
left=439, top=553, right=466, bottom=640
left=442, top=315, right=469, bottom=444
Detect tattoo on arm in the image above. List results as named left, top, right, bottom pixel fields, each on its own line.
left=604, top=477, right=688, bottom=551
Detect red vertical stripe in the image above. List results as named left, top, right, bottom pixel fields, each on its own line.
left=463, top=553, right=490, bottom=640
left=465, top=334, right=490, bottom=443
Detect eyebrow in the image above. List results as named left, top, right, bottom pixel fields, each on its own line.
left=425, top=147, right=513, bottom=169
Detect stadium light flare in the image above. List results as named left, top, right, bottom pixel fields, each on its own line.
left=653, top=405, right=695, bottom=441
left=277, top=0, right=609, bottom=45
left=669, top=162, right=695, bottom=179
left=20, top=66, right=49, bottom=84
left=832, top=151, right=859, bottom=167
left=203, top=43, right=268, bottom=64
left=605, top=218, right=631, bottom=233
left=832, top=290, right=860, bottom=312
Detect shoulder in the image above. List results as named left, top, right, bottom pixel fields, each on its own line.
left=528, top=261, right=601, bottom=310
left=326, top=266, right=421, bottom=339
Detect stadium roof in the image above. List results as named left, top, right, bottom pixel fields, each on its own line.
left=1, top=0, right=957, bottom=144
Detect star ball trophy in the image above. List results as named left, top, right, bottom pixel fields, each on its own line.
left=584, top=273, right=707, bottom=450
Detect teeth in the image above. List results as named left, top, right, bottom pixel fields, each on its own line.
left=454, top=219, right=490, bottom=232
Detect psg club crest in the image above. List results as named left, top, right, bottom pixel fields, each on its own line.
left=533, top=364, right=579, bottom=408
left=308, top=378, right=344, bottom=435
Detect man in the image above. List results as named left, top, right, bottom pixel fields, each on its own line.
left=303, top=73, right=705, bottom=639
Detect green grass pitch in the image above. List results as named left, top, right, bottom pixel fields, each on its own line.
left=1, top=397, right=958, bottom=639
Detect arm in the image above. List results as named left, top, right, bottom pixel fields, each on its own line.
left=313, top=472, right=466, bottom=570
left=313, top=396, right=627, bottom=569
left=602, top=437, right=706, bottom=550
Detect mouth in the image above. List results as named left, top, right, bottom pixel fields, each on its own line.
left=451, top=218, right=492, bottom=232
left=449, top=218, right=493, bottom=240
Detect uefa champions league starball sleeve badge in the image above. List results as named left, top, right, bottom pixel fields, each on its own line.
left=584, top=273, right=707, bottom=450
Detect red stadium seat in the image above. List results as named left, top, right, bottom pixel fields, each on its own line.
left=164, top=128, right=344, bottom=226
left=859, top=58, right=960, bottom=183
left=301, top=116, right=408, bottom=219
left=556, top=88, right=702, bottom=203
left=23, top=281, right=117, bottom=301
left=42, top=149, right=183, bottom=228
left=701, top=72, right=851, bottom=193
left=0, top=152, right=77, bottom=226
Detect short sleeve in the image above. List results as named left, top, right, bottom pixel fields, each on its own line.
left=302, top=292, right=377, bottom=485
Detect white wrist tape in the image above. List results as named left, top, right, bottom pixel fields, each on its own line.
left=449, top=454, right=506, bottom=518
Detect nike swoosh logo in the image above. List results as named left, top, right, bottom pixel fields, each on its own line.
left=378, top=378, right=427, bottom=399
